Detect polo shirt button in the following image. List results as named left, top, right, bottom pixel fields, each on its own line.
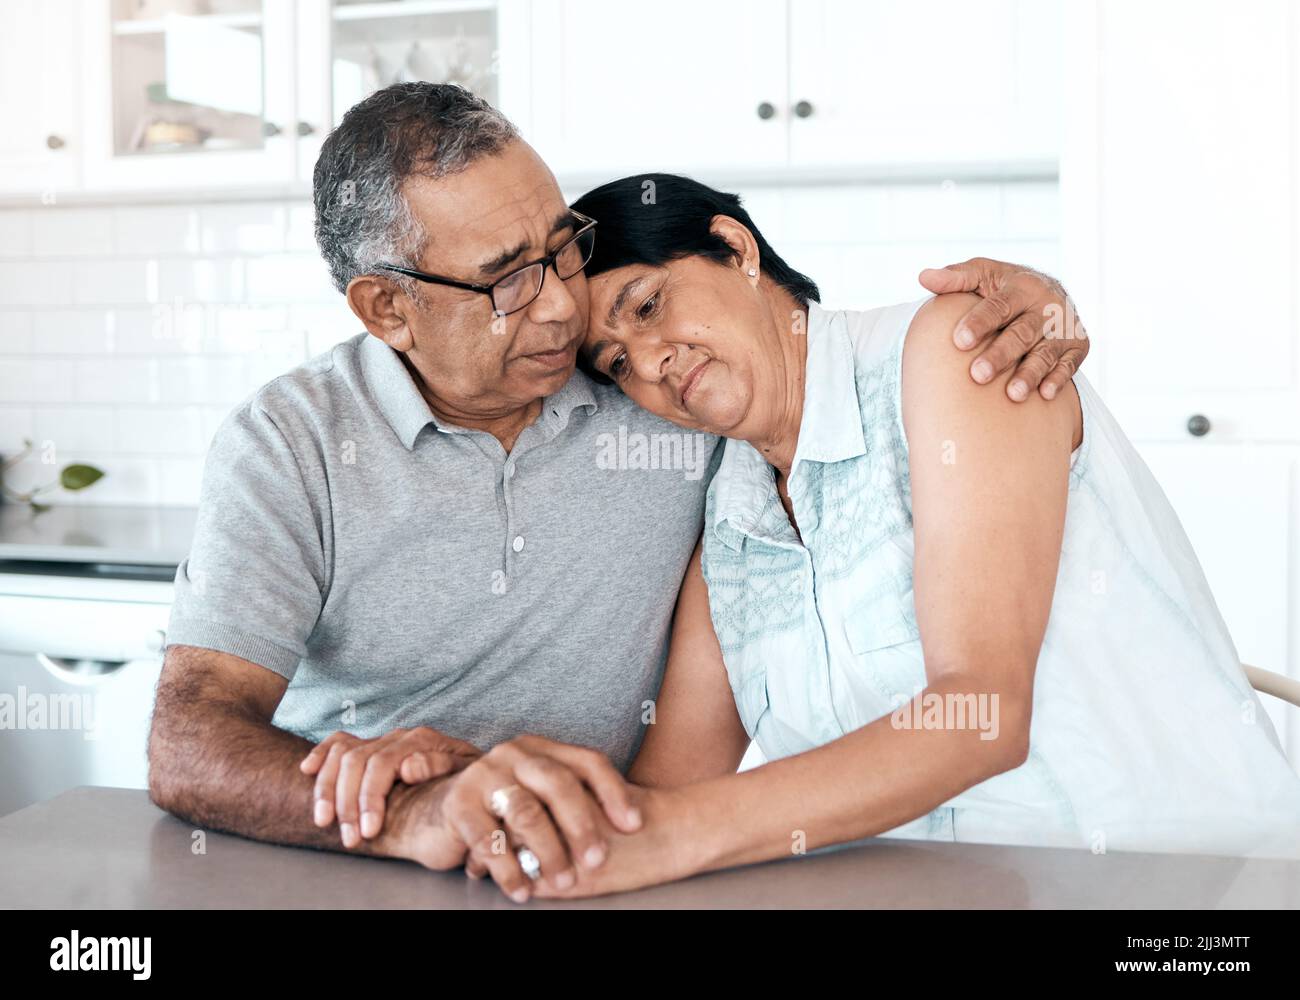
left=512, top=535, right=525, bottom=552
left=506, top=464, right=516, bottom=479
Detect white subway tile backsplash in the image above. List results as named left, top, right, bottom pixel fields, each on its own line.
left=0, top=406, right=34, bottom=453
left=32, top=208, right=115, bottom=257
left=285, top=203, right=318, bottom=254
left=155, top=356, right=254, bottom=405
left=0, top=358, right=76, bottom=403
left=0, top=312, right=35, bottom=354
left=1001, top=183, right=1062, bottom=241
left=783, top=186, right=892, bottom=244
left=71, top=259, right=154, bottom=305
left=887, top=183, right=1004, bottom=241
left=211, top=305, right=291, bottom=353
left=154, top=257, right=248, bottom=303
left=245, top=253, right=336, bottom=303
left=0, top=263, right=72, bottom=306
left=200, top=203, right=287, bottom=255
left=111, top=305, right=203, bottom=355
left=30, top=310, right=114, bottom=354
left=29, top=405, right=116, bottom=454
left=75, top=358, right=158, bottom=404
left=115, top=406, right=205, bottom=454
left=114, top=206, right=201, bottom=255
left=0, top=182, right=1060, bottom=505
left=0, top=211, right=35, bottom=259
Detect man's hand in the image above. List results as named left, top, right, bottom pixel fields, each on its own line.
left=300, top=726, right=481, bottom=847
left=919, top=257, right=1089, bottom=402
left=374, top=777, right=470, bottom=871
left=444, top=735, right=643, bottom=903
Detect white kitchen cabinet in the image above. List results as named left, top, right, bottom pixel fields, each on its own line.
left=526, top=0, right=789, bottom=180
left=1060, top=0, right=1300, bottom=769
left=787, top=0, right=1063, bottom=169
left=68, top=0, right=519, bottom=195
left=78, top=0, right=300, bottom=192
left=294, top=0, right=532, bottom=185
left=527, top=0, right=1062, bottom=183
left=0, top=0, right=83, bottom=199
left=0, top=567, right=174, bottom=818
left=5, top=1, right=1066, bottom=198
left=1063, top=0, right=1300, bottom=442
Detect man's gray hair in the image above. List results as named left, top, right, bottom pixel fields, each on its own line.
left=313, top=82, right=519, bottom=295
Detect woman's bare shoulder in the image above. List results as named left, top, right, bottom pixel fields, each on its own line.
left=901, top=292, right=1080, bottom=443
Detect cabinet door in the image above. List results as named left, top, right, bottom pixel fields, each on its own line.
left=78, top=0, right=297, bottom=192
left=526, top=0, right=788, bottom=181
left=296, top=0, right=523, bottom=185
left=1071, top=0, right=1300, bottom=442
left=1135, top=443, right=1297, bottom=767
left=0, top=0, right=82, bottom=199
left=0, top=651, right=163, bottom=817
left=787, top=0, right=1063, bottom=168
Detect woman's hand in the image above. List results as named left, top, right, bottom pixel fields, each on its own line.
left=443, top=735, right=645, bottom=903
left=919, top=257, right=1090, bottom=402
left=299, top=726, right=482, bottom=848
left=468, top=784, right=706, bottom=900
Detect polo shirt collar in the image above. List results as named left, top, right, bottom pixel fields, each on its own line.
left=538, top=367, right=599, bottom=435
left=359, top=333, right=598, bottom=450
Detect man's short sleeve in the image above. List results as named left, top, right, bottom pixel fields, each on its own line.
left=165, top=399, right=327, bottom=680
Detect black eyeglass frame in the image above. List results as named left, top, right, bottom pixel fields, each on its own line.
left=375, top=210, right=598, bottom=317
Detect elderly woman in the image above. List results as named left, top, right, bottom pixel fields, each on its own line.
left=477, top=172, right=1300, bottom=897
left=304, top=169, right=1300, bottom=899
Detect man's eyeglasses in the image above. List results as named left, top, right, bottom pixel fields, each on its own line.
left=376, top=210, right=598, bottom=317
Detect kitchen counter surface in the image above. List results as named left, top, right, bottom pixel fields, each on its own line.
left=0, top=504, right=196, bottom=566
left=3, top=787, right=1299, bottom=908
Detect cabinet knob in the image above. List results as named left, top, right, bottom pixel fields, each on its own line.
left=296, top=121, right=316, bottom=137
left=262, top=121, right=282, bottom=138
left=45, top=134, right=66, bottom=150
left=1186, top=414, right=1211, bottom=437
left=793, top=99, right=815, bottom=119
left=756, top=101, right=776, bottom=120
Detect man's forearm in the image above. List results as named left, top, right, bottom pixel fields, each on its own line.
left=148, top=696, right=406, bottom=858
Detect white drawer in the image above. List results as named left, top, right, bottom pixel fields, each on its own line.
left=0, top=594, right=171, bottom=661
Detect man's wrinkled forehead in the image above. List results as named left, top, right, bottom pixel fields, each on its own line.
left=401, top=149, right=570, bottom=274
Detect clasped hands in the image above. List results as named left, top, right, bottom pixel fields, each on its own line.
left=299, top=727, right=688, bottom=902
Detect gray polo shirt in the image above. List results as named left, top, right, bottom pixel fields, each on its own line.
left=166, top=332, right=719, bottom=771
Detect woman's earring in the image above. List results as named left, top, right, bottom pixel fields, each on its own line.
left=747, top=267, right=758, bottom=277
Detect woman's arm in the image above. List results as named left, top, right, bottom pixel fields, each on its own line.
left=628, top=541, right=751, bottom=787
left=546, top=293, right=1082, bottom=895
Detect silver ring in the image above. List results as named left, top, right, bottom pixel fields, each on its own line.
left=489, top=784, right=522, bottom=819
left=516, top=847, right=541, bottom=881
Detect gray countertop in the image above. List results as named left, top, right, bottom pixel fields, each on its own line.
left=0, top=504, right=196, bottom=566
left=2, top=787, right=1299, bottom=908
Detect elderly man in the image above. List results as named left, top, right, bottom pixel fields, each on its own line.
left=148, top=83, right=1089, bottom=903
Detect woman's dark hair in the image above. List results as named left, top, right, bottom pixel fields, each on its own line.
left=571, top=172, right=820, bottom=307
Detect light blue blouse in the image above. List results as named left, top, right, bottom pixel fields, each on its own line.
left=701, top=298, right=1300, bottom=856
